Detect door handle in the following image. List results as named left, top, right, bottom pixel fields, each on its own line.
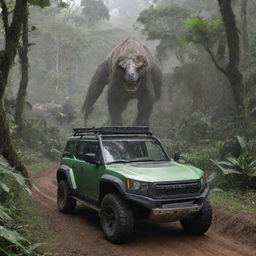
left=80, top=167, right=84, bottom=173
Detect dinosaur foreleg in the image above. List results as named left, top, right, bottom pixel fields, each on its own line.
left=82, top=60, right=109, bottom=123
left=134, top=95, right=154, bottom=126
left=108, top=92, right=129, bottom=126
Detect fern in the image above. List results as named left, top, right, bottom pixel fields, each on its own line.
left=0, top=161, right=42, bottom=255
left=212, top=136, right=256, bottom=177
left=0, top=162, right=31, bottom=195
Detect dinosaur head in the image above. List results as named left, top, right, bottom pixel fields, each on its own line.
left=115, top=55, right=148, bottom=93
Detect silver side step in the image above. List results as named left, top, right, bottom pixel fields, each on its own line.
left=72, top=196, right=100, bottom=212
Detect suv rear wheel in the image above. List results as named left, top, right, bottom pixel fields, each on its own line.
left=180, top=199, right=212, bottom=235
left=57, top=180, right=76, bottom=213
left=100, top=193, right=134, bottom=244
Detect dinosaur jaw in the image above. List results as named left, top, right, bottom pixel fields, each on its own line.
left=124, top=78, right=142, bottom=93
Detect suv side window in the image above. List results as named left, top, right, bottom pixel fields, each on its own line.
left=64, top=141, right=76, bottom=157
left=76, top=141, right=101, bottom=162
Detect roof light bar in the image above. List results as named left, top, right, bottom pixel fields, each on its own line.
left=73, top=126, right=152, bottom=136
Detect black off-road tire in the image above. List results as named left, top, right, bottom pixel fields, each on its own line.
left=100, top=193, right=134, bottom=244
left=57, top=180, right=76, bottom=214
left=180, top=199, right=212, bottom=235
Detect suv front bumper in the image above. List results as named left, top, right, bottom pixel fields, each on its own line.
left=148, top=201, right=203, bottom=222
left=124, top=184, right=210, bottom=209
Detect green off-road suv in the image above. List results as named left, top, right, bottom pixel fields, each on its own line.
left=56, top=127, right=212, bottom=243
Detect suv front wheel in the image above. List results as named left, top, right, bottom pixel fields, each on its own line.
left=100, top=193, right=134, bottom=244
left=180, top=199, right=212, bottom=235
left=57, top=180, right=76, bottom=213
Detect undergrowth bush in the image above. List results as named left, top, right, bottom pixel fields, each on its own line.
left=21, top=118, right=63, bottom=151
left=212, top=136, right=256, bottom=189
left=9, top=116, right=66, bottom=162
left=163, top=139, right=222, bottom=174
left=0, top=160, right=46, bottom=255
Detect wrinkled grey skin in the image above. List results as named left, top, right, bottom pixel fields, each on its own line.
left=124, top=59, right=139, bottom=85
left=120, top=58, right=141, bottom=91
left=82, top=37, right=162, bottom=126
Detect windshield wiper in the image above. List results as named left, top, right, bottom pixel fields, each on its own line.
left=108, top=159, right=169, bottom=164
left=107, top=160, right=133, bottom=164
left=130, top=159, right=168, bottom=162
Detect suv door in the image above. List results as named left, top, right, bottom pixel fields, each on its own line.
left=61, top=140, right=76, bottom=168
left=74, top=140, right=101, bottom=200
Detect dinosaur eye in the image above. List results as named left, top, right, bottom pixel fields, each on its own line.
left=117, top=65, right=125, bottom=72
left=137, top=65, right=144, bottom=71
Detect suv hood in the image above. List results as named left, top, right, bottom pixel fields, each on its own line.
left=105, top=161, right=204, bottom=182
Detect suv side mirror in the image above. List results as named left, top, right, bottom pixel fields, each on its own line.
left=63, top=152, right=73, bottom=158
left=173, top=152, right=180, bottom=162
left=85, top=153, right=97, bottom=164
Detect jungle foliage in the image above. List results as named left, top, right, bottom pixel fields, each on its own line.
left=80, top=0, right=110, bottom=26
left=1, top=0, right=256, bottom=253
left=212, top=136, right=256, bottom=185
left=0, top=160, right=46, bottom=256
left=137, top=0, right=256, bottom=190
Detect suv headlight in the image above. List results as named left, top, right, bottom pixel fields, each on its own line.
left=126, top=179, right=149, bottom=194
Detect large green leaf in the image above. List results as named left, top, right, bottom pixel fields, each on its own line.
left=0, top=226, right=26, bottom=247
left=248, top=167, right=256, bottom=176
left=212, top=152, right=256, bottom=176
left=213, top=160, right=235, bottom=167
left=216, top=164, right=241, bottom=175
left=24, top=242, right=45, bottom=254
left=0, top=162, right=8, bottom=170
left=225, top=157, right=239, bottom=166
left=0, top=182, right=10, bottom=193
left=211, top=159, right=241, bottom=175
left=249, top=160, right=256, bottom=168
left=0, top=164, right=31, bottom=195
left=236, top=136, right=247, bottom=152
left=0, top=247, right=9, bottom=256
left=0, top=207, right=13, bottom=221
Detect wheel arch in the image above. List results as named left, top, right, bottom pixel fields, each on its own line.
left=99, top=175, right=127, bottom=205
left=57, top=165, right=77, bottom=192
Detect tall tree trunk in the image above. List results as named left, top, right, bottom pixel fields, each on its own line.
left=216, top=38, right=226, bottom=63
left=0, top=0, right=30, bottom=180
left=0, top=101, right=29, bottom=179
left=15, top=4, right=29, bottom=133
left=55, top=43, right=60, bottom=95
left=217, top=0, right=245, bottom=115
left=240, top=0, right=249, bottom=61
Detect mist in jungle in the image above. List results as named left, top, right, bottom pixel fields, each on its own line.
left=4, top=0, right=256, bottom=154
left=1, top=1, right=256, bottom=254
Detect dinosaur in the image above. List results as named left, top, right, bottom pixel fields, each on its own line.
left=82, top=37, right=162, bottom=126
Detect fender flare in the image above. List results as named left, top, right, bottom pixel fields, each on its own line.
left=100, top=174, right=127, bottom=196
left=56, top=165, right=77, bottom=191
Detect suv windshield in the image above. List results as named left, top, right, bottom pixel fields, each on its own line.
left=102, top=138, right=169, bottom=164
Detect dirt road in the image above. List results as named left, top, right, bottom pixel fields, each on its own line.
left=33, top=163, right=256, bottom=256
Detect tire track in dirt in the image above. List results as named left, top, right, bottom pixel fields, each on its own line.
left=33, top=162, right=256, bottom=256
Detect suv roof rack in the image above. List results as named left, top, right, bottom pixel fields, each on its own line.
left=73, top=127, right=152, bottom=136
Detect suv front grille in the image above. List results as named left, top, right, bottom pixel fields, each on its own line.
left=150, top=180, right=202, bottom=199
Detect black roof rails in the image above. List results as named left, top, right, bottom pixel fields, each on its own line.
left=73, top=127, right=152, bottom=136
